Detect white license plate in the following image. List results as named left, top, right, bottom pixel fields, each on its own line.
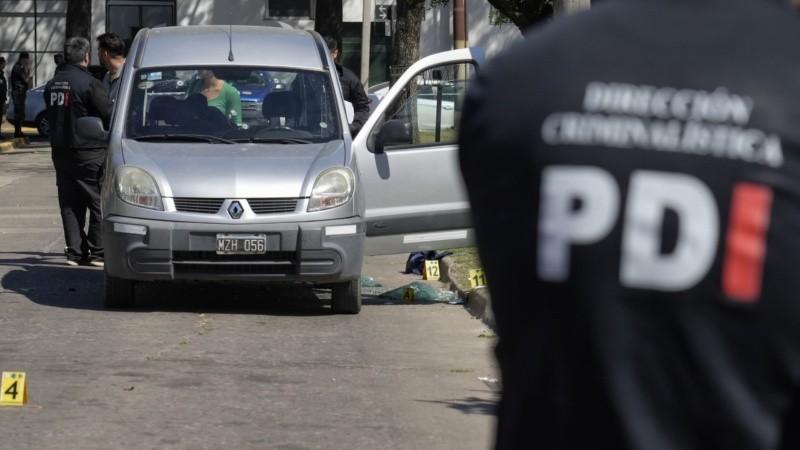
left=216, top=233, right=268, bottom=255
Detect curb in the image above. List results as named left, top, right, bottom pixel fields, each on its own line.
left=0, top=136, right=32, bottom=154
left=440, top=255, right=495, bottom=331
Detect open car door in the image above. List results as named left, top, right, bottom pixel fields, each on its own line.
left=353, top=48, right=485, bottom=255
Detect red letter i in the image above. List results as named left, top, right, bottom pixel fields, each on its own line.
left=722, top=183, right=772, bottom=303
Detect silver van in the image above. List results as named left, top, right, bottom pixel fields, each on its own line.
left=78, top=25, right=483, bottom=314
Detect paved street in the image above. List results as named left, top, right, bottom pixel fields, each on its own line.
left=0, top=147, right=498, bottom=449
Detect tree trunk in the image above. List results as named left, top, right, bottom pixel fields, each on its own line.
left=66, top=0, right=92, bottom=41
left=390, top=0, right=425, bottom=85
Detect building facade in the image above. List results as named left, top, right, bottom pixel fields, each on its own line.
left=0, top=0, right=520, bottom=89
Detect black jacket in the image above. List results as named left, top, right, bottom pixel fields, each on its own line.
left=44, top=64, right=113, bottom=149
left=460, top=0, right=800, bottom=449
left=0, top=72, right=6, bottom=105
left=335, top=62, right=370, bottom=135
left=10, top=62, right=29, bottom=98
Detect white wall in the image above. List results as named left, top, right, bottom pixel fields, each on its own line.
left=465, top=0, right=522, bottom=58
left=421, top=0, right=521, bottom=59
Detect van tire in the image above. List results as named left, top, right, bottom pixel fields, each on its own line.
left=105, top=273, right=136, bottom=308
left=331, top=279, right=361, bottom=314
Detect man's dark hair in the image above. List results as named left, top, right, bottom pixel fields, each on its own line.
left=64, top=37, right=91, bottom=64
left=323, top=36, right=337, bottom=52
left=18, top=51, right=29, bottom=60
left=97, top=32, right=125, bottom=57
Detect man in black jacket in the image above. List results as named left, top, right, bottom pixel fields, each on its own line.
left=45, top=37, right=113, bottom=267
left=0, top=56, right=7, bottom=140
left=10, top=51, right=32, bottom=138
left=459, top=0, right=800, bottom=448
left=324, top=36, right=370, bottom=136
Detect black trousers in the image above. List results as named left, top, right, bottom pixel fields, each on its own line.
left=11, top=92, right=25, bottom=134
left=0, top=100, right=6, bottom=136
left=51, top=147, right=105, bottom=256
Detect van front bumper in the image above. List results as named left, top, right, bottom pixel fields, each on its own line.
left=102, top=216, right=365, bottom=284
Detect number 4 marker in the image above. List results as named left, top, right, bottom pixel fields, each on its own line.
left=1, top=372, right=28, bottom=406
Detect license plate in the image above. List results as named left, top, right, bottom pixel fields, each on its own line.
left=216, top=233, right=268, bottom=255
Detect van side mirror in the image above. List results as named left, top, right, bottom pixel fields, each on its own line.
left=75, top=117, right=109, bottom=142
left=374, top=119, right=412, bottom=153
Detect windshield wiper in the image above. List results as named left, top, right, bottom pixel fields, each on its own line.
left=133, top=134, right=236, bottom=144
left=232, top=137, right=313, bottom=144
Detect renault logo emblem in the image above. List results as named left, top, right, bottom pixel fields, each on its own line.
left=228, top=201, right=244, bottom=219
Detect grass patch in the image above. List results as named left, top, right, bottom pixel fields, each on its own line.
left=446, top=247, right=484, bottom=289
left=450, top=368, right=474, bottom=373
left=477, top=331, right=497, bottom=339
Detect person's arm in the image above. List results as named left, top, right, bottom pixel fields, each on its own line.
left=11, top=64, right=24, bottom=87
left=87, top=78, right=114, bottom=127
left=347, top=73, right=370, bottom=133
left=224, top=82, right=242, bottom=125
left=24, top=62, right=33, bottom=85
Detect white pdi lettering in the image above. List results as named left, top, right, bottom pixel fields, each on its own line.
left=538, top=166, right=719, bottom=291
left=50, top=92, right=68, bottom=106
left=583, top=82, right=754, bottom=125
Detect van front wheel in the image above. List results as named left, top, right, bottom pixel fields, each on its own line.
left=105, top=273, right=136, bottom=308
left=331, top=279, right=361, bottom=314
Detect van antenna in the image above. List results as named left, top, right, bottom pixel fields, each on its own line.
left=228, top=23, right=234, bottom=61
left=227, top=4, right=234, bottom=61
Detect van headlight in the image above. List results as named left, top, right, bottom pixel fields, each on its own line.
left=308, top=168, right=354, bottom=212
left=116, top=166, right=163, bottom=210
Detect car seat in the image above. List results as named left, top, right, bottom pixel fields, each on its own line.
left=261, top=91, right=297, bottom=127
left=148, top=96, right=184, bottom=126
left=183, top=93, right=230, bottom=132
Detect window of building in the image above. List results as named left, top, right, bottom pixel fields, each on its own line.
left=265, top=0, right=315, bottom=19
left=107, top=0, right=176, bottom=52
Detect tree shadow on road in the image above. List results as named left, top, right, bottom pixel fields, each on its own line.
left=416, top=395, right=499, bottom=416
left=0, top=251, right=336, bottom=316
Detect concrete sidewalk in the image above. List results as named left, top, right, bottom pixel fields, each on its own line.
left=440, top=256, right=495, bottom=330
left=0, top=118, right=41, bottom=154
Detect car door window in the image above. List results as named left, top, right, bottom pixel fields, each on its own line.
left=378, top=61, right=475, bottom=148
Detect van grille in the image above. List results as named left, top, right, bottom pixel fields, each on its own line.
left=248, top=198, right=298, bottom=214
left=172, top=251, right=296, bottom=274
left=172, top=198, right=299, bottom=215
left=174, top=198, right=224, bottom=214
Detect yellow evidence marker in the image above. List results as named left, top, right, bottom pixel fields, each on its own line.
left=402, top=287, right=416, bottom=304
left=423, top=260, right=440, bottom=281
left=0, top=372, right=28, bottom=405
left=469, top=269, right=487, bottom=289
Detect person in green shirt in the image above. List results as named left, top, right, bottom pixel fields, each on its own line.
left=188, top=69, right=242, bottom=125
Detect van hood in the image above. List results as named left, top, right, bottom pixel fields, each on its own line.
left=119, top=140, right=346, bottom=199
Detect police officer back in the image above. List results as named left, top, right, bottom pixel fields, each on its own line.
left=460, top=0, right=800, bottom=448
left=45, top=37, right=113, bottom=266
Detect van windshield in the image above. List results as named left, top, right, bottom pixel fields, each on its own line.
left=125, top=66, right=342, bottom=143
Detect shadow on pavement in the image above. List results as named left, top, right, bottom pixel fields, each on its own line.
left=0, top=251, right=335, bottom=316
left=416, top=395, right=498, bottom=416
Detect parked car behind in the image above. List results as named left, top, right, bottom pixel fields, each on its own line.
left=76, top=25, right=483, bottom=314
left=5, top=84, right=48, bottom=136
left=226, top=69, right=280, bottom=127
left=6, top=65, right=107, bottom=137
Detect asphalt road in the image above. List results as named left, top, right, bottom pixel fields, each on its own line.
left=0, top=147, right=499, bottom=449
